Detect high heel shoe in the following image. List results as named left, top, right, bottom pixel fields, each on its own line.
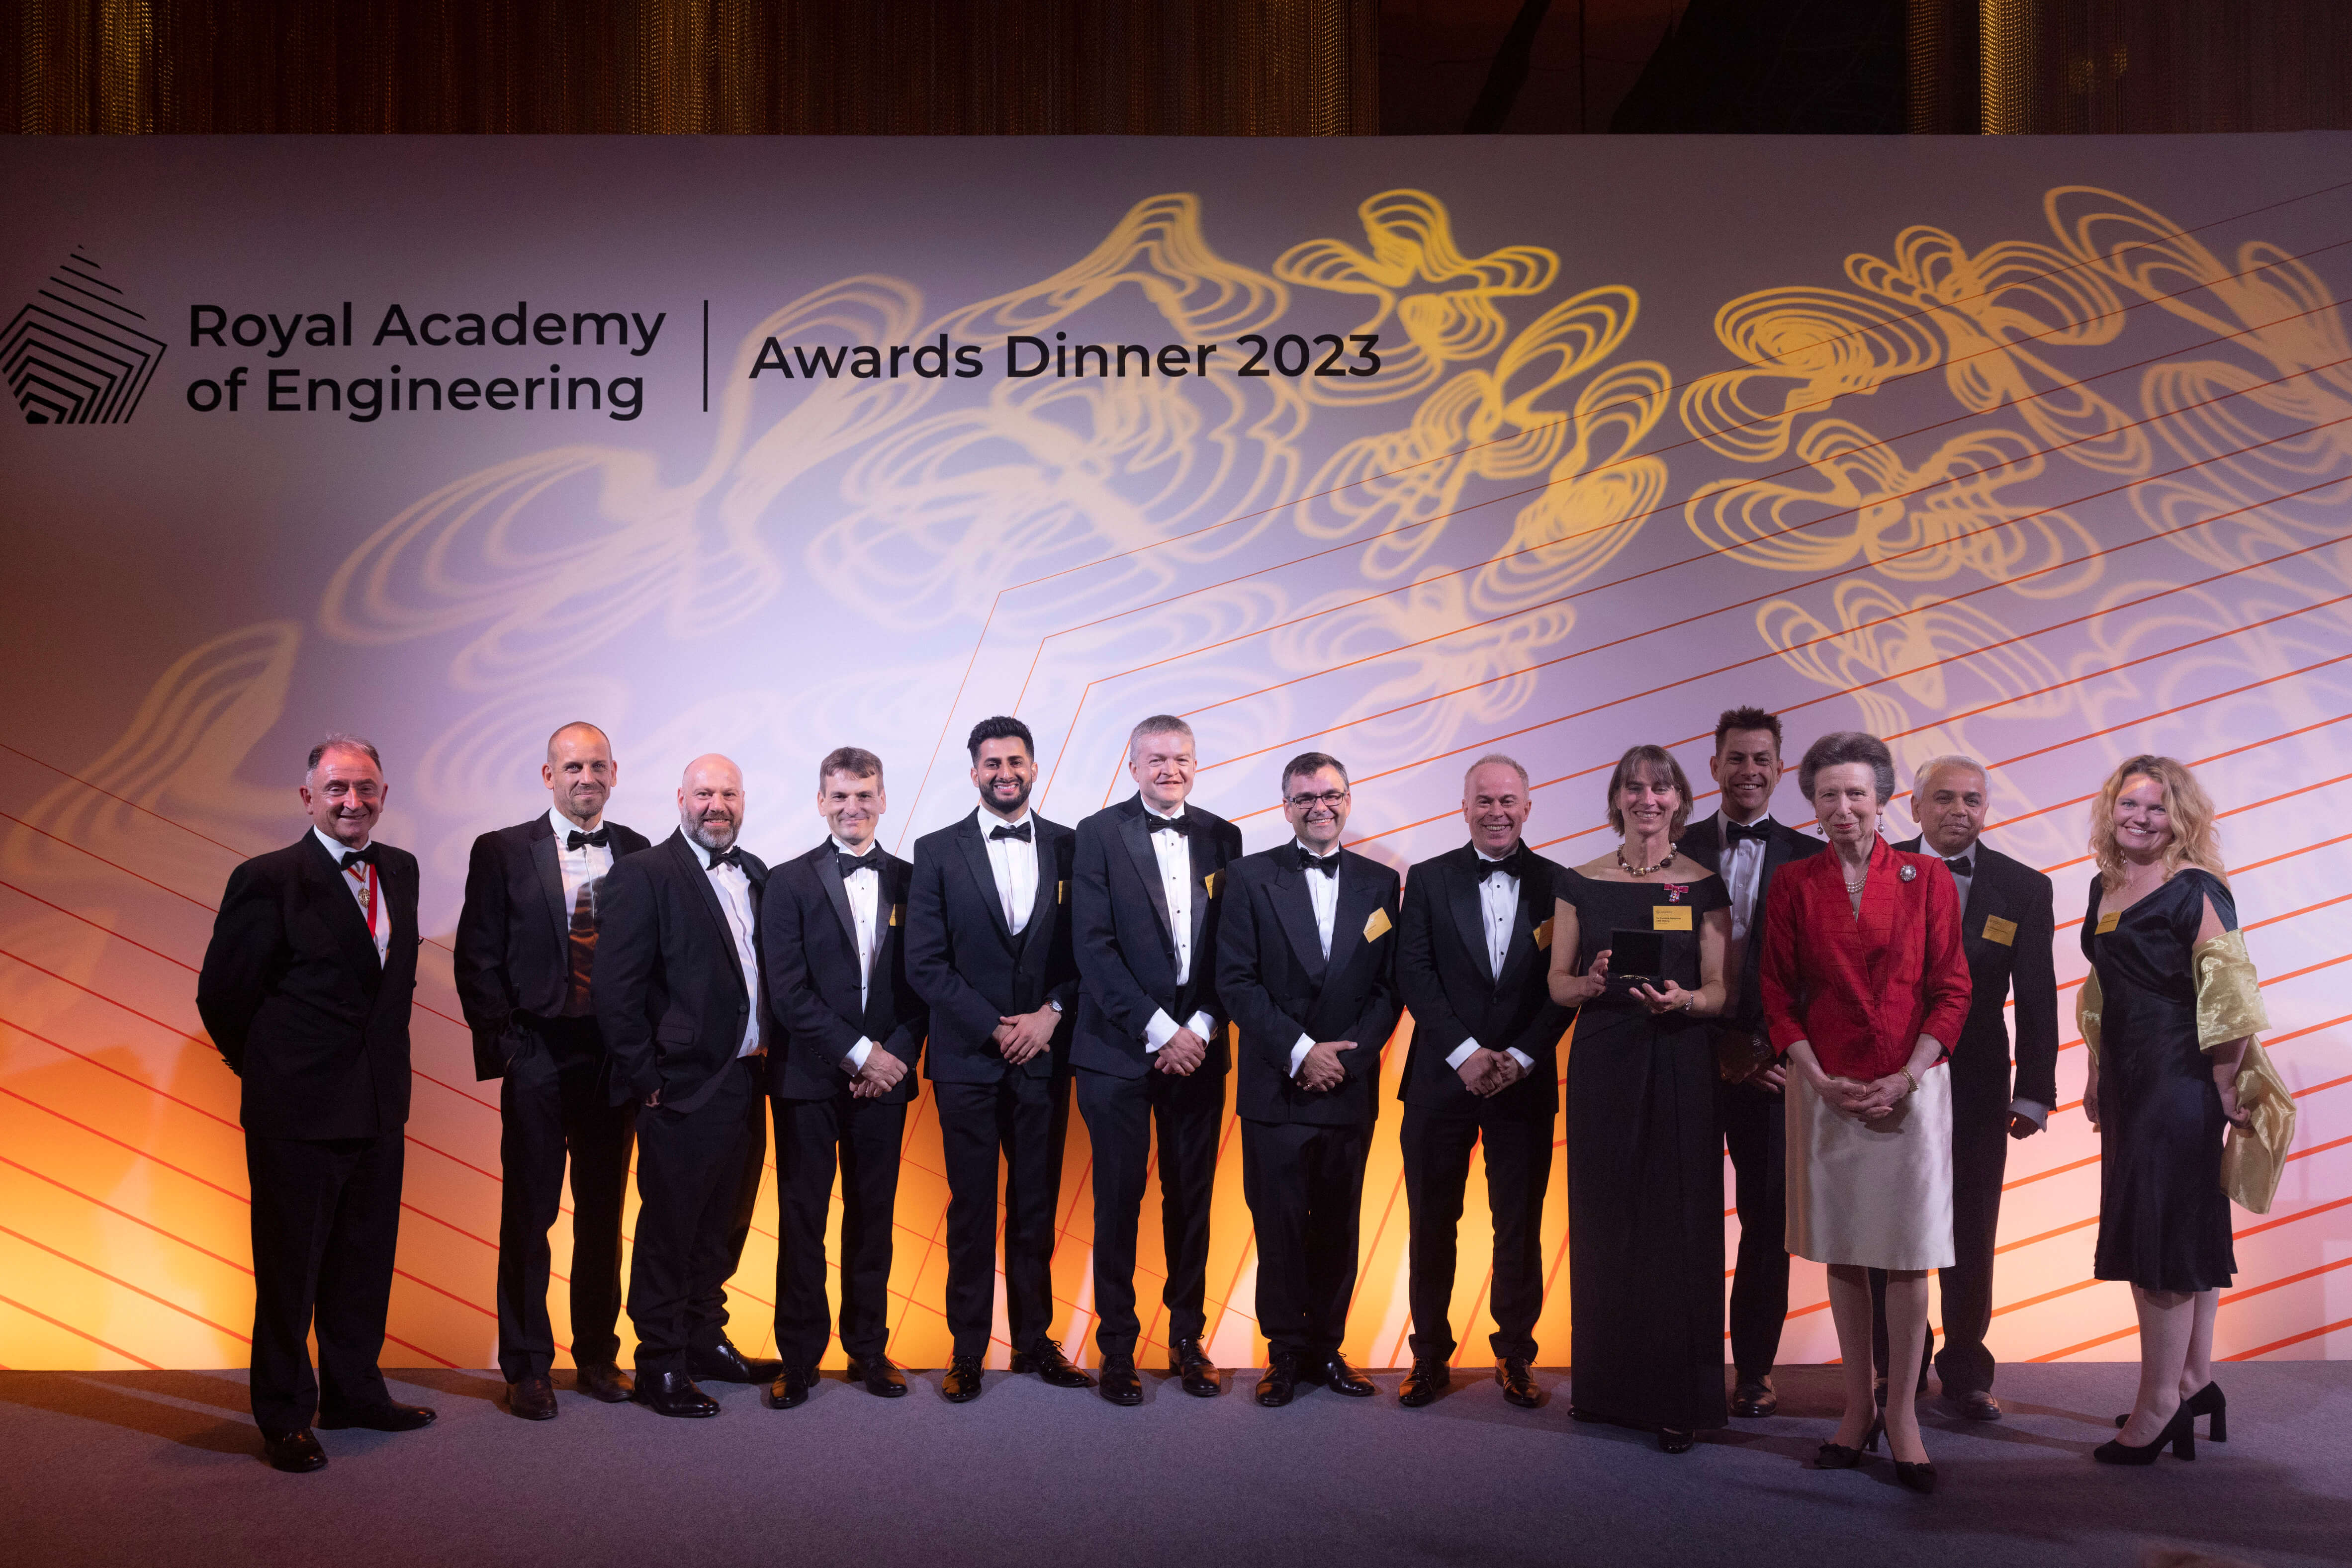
left=1893, top=1459, right=1937, bottom=1494
left=2114, top=1381, right=2225, bottom=1442
left=2093, top=1401, right=2196, bottom=1465
left=1815, top=1412, right=1883, bottom=1470
left=1658, top=1427, right=1694, bottom=1454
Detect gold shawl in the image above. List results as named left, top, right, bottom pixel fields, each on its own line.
left=2075, top=936, right=2293, bottom=1214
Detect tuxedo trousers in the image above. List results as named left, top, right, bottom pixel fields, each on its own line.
left=1720, top=1074, right=1790, bottom=1379
left=628, top=1056, right=765, bottom=1374
left=1400, top=1099, right=1553, bottom=1362
left=495, top=1015, right=635, bottom=1382
left=1241, top=1118, right=1370, bottom=1361
left=773, top=1093, right=906, bottom=1370
left=1075, top=1064, right=1224, bottom=1360
left=1871, top=1057, right=2015, bottom=1394
left=245, top=1128, right=403, bottom=1435
left=934, top=1072, right=1071, bottom=1359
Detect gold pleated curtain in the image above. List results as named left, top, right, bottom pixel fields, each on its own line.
left=4, top=0, right=1380, bottom=135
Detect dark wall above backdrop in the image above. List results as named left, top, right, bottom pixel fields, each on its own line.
left=6, top=0, right=2349, bottom=138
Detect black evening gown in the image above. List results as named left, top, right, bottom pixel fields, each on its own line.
left=1559, top=867, right=1731, bottom=1432
left=2086, top=868, right=2238, bottom=1292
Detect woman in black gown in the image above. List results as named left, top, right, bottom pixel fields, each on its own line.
left=2081, top=755, right=2263, bottom=1465
left=1548, top=744, right=1732, bottom=1453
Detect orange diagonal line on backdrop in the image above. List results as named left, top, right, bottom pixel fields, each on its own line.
left=2225, top=1314, right=2352, bottom=1360
left=0, top=1291, right=162, bottom=1370
left=0, top=1222, right=253, bottom=1344
left=1065, top=347, right=2352, bottom=808
left=0, top=1154, right=253, bottom=1276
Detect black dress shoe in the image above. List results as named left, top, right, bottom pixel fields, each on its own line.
left=762, top=1366, right=814, bottom=1409
left=1398, top=1359, right=1450, bottom=1407
left=1658, top=1428, right=1695, bottom=1454
left=575, top=1361, right=634, bottom=1403
left=941, top=1356, right=985, bottom=1403
left=1168, top=1337, right=1223, bottom=1397
left=508, top=1375, right=558, bottom=1421
left=688, top=1337, right=784, bottom=1385
left=1325, top=1353, right=1377, bottom=1397
left=1010, top=1340, right=1096, bottom=1389
left=633, top=1371, right=721, bottom=1418
left=1948, top=1389, right=2001, bottom=1421
left=1730, top=1376, right=1777, bottom=1418
left=1495, top=1358, right=1541, bottom=1409
left=316, top=1400, right=437, bottom=1432
left=846, top=1354, right=908, bottom=1397
left=1098, top=1357, right=1143, bottom=1406
left=1256, top=1355, right=1299, bottom=1408
left=262, top=1429, right=327, bottom=1473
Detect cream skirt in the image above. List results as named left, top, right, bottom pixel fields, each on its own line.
left=1786, top=1060, right=1955, bottom=1271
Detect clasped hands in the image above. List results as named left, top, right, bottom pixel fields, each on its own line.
left=1456, top=1046, right=1527, bottom=1098
left=1294, top=1040, right=1352, bottom=1093
left=1811, top=1068, right=1912, bottom=1122
left=845, top=1045, right=908, bottom=1098
left=991, top=1007, right=1060, bottom=1066
left=1152, top=1027, right=1209, bottom=1077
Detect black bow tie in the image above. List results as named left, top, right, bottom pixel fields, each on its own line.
left=566, top=827, right=610, bottom=851
left=337, top=846, right=377, bottom=871
left=1724, top=820, right=1772, bottom=845
left=1476, top=848, right=1526, bottom=882
left=1148, top=812, right=1191, bottom=836
left=988, top=821, right=1032, bottom=843
left=1298, top=847, right=1340, bottom=878
left=704, top=845, right=744, bottom=871
left=835, top=848, right=881, bottom=878
left=1944, top=855, right=1974, bottom=879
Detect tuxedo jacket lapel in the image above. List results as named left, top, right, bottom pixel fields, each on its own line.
left=1185, top=829, right=1213, bottom=962
left=1024, top=829, right=1057, bottom=943
left=815, top=846, right=860, bottom=956
left=1447, top=858, right=1491, bottom=985
left=1119, top=808, right=1176, bottom=958
left=528, top=817, right=570, bottom=952
left=671, top=832, right=747, bottom=992
left=303, top=835, right=383, bottom=988
left=1270, top=859, right=1328, bottom=983
left=1326, top=860, right=1373, bottom=984
left=1492, top=867, right=1544, bottom=994
left=955, top=820, right=1015, bottom=947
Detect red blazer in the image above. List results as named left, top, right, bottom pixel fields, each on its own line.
left=1759, top=835, right=1971, bottom=1081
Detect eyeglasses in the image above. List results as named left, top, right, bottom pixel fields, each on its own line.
left=1285, top=789, right=1349, bottom=809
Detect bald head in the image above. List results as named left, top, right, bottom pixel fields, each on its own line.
left=679, top=753, right=745, bottom=852
left=544, top=722, right=616, bottom=829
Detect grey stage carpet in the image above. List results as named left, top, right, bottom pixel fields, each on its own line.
left=1, top=1364, right=2347, bottom=1568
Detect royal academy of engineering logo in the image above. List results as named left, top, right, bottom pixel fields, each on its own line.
left=2, top=250, right=167, bottom=424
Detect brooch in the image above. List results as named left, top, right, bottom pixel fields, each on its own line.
left=1663, top=883, right=1686, bottom=903
left=1898, top=864, right=1916, bottom=882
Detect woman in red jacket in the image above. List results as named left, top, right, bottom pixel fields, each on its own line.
left=1760, top=731, right=1971, bottom=1493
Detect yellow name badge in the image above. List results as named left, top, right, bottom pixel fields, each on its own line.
left=1363, top=906, right=1392, bottom=943
left=1204, top=870, right=1224, bottom=899
left=1652, top=904, right=1693, bottom=932
left=1058, top=880, right=1068, bottom=904
left=1982, top=914, right=2016, bottom=946
left=1533, top=916, right=1554, bottom=952
left=2095, top=910, right=2120, bottom=935
left=888, top=903, right=901, bottom=928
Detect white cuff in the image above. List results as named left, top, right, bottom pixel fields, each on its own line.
left=846, top=1037, right=874, bottom=1072
left=1187, top=1010, right=1215, bottom=1042
left=1445, top=1038, right=1481, bottom=1070
left=1145, top=1009, right=1180, bottom=1052
left=2010, top=1097, right=2048, bottom=1129
left=1506, top=1047, right=1534, bottom=1072
left=1290, top=1036, right=1316, bottom=1075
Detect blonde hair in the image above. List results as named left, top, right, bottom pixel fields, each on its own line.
left=2088, top=754, right=2227, bottom=892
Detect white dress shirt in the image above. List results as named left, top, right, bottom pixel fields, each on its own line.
left=1142, top=807, right=1215, bottom=1055
left=978, top=805, right=1039, bottom=935
left=548, top=807, right=615, bottom=1016
left=1289, top=842, right=1342, bottom=1076
left=1939, top=840, right=2049, bottom=1131
left=702, top=846, right=763, bottom=1058
left=835, top=836, right=881, bottom=1071
left=1719, top=808, right=1771, bottom=944
left=1445, top=846, right=1536, bottom=1074
left=313, top=826, right=389, bottom=966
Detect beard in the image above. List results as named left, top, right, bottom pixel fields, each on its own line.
left=979, top=776, right=1033, bottom=816
left=685, top=811, right=739, bottom=852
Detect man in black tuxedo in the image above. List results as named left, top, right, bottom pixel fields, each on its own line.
left=905, top=716, right=1092, bottom=1402
left=1070, top=715, right=1245, bottom=1405
left=594, top=753, right=781, bottom=1417
left=759, top=747, right=929, bottom=1408
left=1217, top=751, right=1400, bottom=1407
left=1394, top=754, right=1570, bottom=1411
left=1675, top=704, right=1823, bottom=1418
left=1870, top=754, right=2059, bottom=1420
left=196, top=734, right=434, bottom=1473
left=454, top=721, right=650, bottom=1420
